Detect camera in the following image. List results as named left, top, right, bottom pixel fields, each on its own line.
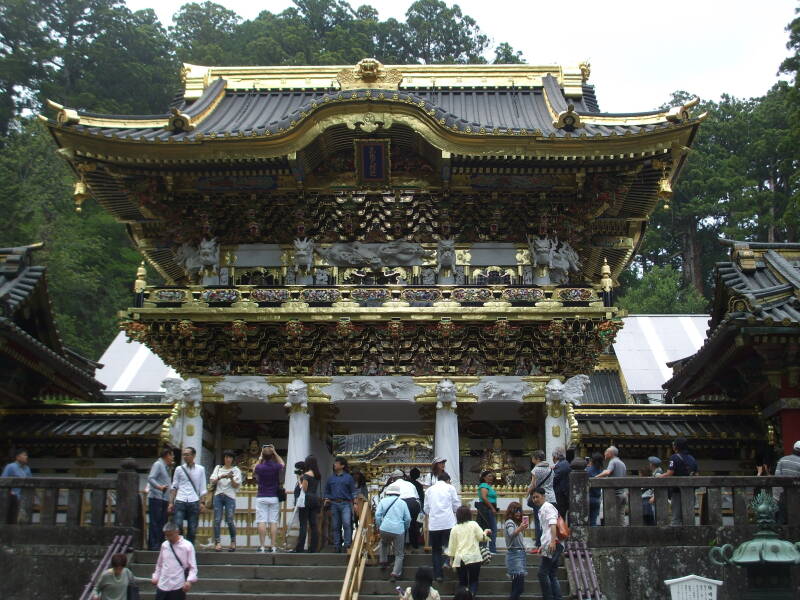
left=294, top=468, right=304, bottom=476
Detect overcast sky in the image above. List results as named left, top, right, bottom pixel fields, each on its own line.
left=127, top=0, right=798, bottom=112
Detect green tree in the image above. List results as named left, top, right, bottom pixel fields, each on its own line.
left=493, top=42, right=525, bottom=64
left=617, top=266, right=708, bottom=314
left=402, top=0, right=488, bottom=64
left=170, top=1, right=241, bottom=65
left=0, top=121, right=140, bottom=359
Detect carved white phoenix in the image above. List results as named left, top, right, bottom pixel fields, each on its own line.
left=544, top=374, right=591, bottom=406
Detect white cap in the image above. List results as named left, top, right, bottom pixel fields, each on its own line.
left=794, top=440, right=800, bottom=451
left=385, top=483, right=402, bottom=495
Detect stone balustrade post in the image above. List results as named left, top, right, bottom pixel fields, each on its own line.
left=116, top=458, right=140, bottom=530
left=568, top=457, right=588, bottom=542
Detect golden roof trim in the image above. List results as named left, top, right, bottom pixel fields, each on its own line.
left=182, top=61, right=588, bottom=99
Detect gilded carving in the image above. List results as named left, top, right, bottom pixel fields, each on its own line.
left=337, top=59, right=403, bottom=90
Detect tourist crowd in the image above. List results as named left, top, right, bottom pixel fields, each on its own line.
left=5, top=437, right=800, bottom=600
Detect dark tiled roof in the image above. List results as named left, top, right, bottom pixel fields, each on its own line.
left=583, top=370, right=628, bottom=404
left=0, top=405, right=172, bottom=441
left=0, top=244, right=105, bottom=401
left=663, top=240, right=800, bottom=400
left=55, top=75, right=683, bottom=143
left=334, top=433, right=392, bottom=456
left=575, top=405, right=764, bottom=443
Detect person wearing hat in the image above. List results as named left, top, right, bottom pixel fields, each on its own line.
left=641, top=457, right=663, bottom=526
left=375, top=482, right=412, bottom=582
left=657, top=437, right=698, bottom=525
left=388, top=469, right=422, bottom=551
left=774, top=440, right=800, bottom=524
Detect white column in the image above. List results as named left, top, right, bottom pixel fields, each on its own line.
left=544, top=404, right=567, bottom=462
left=284, top=405, right=311, bottom=491
left=435, top=406, right=460, bottom=490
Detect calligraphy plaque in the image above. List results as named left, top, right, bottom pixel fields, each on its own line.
left=354, top=139, right=390, bottom=186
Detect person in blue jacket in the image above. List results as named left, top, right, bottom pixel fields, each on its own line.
left=375, top=482, right=411, bottom=582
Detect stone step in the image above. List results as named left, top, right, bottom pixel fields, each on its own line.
left=139, top=594, right=558, bottom=600
left=136, top=576, right=567, bottom=596
left=133, top=549, right=553, bottom=567
left=131, top=562, right=565, bottom=580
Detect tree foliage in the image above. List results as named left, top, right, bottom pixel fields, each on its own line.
left=617, top=266, right=708, bottom=315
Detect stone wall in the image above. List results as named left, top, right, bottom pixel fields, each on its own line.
left=0, top=526, right=138, bottom=600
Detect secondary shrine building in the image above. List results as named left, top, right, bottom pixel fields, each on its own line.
left=35, top=59, right=716, bottom=491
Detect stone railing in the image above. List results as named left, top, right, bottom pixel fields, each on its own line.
left=568, top=460, right=800, bottom=547
left=142, top=284, right=604, bottom=309
left=0, top=458, right=140, bottom=530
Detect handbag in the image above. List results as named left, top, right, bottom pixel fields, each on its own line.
left=277, top=486, right=287, bottom=502
left=126, top=569, right=141, bottom=600
left=479, top=543, right=492, bottom=564
left=556, top=515, right=570, bottom=541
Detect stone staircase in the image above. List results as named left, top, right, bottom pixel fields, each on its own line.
left=131, top=548, right=568, bottom=600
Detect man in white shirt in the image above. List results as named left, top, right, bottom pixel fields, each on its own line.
left=152, top=521, right=198, bottom=599
left=169, top=447, right=207, bottom=544
left=424, top=471, right=460, bottom=582
left=531, top=487, right=563, bottom=600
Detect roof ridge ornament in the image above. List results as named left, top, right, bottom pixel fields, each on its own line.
left=666, top=97, right=700, bottom=123
left=166, top=107, right=194, bottom=133
left=554, top=103, right=582, bottom=131
left=337, top=58, right=403, bottom=91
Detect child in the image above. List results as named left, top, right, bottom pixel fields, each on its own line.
left=400, top=566, right=440, bottom=600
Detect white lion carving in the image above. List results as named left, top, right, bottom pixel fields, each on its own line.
left=545, top=374, right=591, bottom=406
left=176, top=238, right=219, bottom=281
left=436, top=378, right=457, bottom=409
left=293, top=238, right=314, bottom=272
left=437, top=239, right=456, bottom=274
left=162, top=377, right=202, bottom=407
left=284, top=379, right=309, bottom=409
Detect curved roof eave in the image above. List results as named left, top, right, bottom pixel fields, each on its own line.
left=44, top=99, right=701, bottom=166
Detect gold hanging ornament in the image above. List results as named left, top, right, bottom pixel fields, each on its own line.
left=134, top=261, right=147, bottom=294
left=599, top=257, right=613, bottom=292
left=73, top=180, right=88, bottom=212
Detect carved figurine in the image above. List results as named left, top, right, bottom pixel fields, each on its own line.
left=421, top=268, right=437, bottom=285
left=176, top=238, right=219, bottom=282
left=293, top=238, right=314, bottom=272
left=436, top=378, right=457, bottom=409
left=436, top=239, right=456, bottom=274
left=161, top=377, right=201, bottom=408
left=475, top=438, right=518, bottom=486
left=550, top=239, right=582, bottom=285
left=214, top=378, right=275, bottom=403
left=319, top=242, right=382, bottom=270
left=239, top=438, right=261, bottom=485
left=284, top=379, right=309, bottom=409
left=545, top=374, right=591, bottom=406
left=377, top=239, right=432, bottom=266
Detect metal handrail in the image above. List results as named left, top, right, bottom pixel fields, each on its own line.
left=339, top=501, right=374, bottom=600
left=564, top=540, right=603, bottom=600
left=79, top=534, right=132, bottom=600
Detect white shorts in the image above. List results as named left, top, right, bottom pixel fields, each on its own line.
left=255, top=496, right=279, bottom=524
